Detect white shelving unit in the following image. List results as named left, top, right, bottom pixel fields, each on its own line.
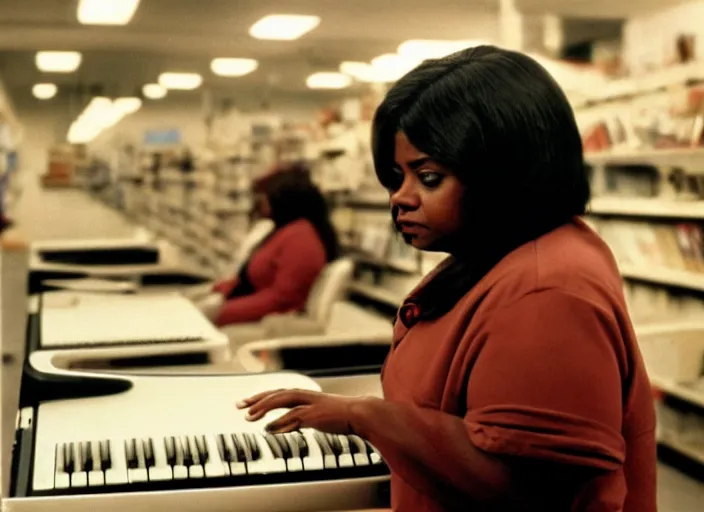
left=590, top=197, right=704, bottom=219
left=619, top=264, right=704, bottom=292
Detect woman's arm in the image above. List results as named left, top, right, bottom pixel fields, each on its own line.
left=243, top=290, right=628, bottom=508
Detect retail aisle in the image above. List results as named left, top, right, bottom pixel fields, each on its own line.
left=8, top=176, right=704, bottom=510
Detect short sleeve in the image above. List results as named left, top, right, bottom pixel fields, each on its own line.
left=464, top=289, right=626, bottom=470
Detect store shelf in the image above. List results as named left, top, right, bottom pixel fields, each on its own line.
left=660, top=436, right=704, bottom=465
left=650, top=374, right=704, bottom=409
left=585, top=147, right=704, bottom=170
left=620, top=264, right=704, bottom=292
left=348, top=282, right=404, bottom=308
left=589, top=196, right=704, bottom=219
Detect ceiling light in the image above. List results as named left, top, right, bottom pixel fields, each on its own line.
left=397, top=39, right=488, bottom=61
left=32, top=83, right=57, bottom=100
left=114, top=97, right=142, bottom=115
left=158, top=72, right=203, bottom=90
left=306, top=72, right=352, bottom=90
left=370, top=54, right=421, bottom=82
left=35, top=51, right=82, bottom=73
left=143, top=83, right=167, bottom=99
left=249, top=14, right=320, bottom=40
left=77, top=0, right=140, bottom=25
left=211, top=58, right=259, bottom=77
left=340, top=61, right=386, bottom=83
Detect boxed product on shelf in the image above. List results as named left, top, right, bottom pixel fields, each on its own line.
left=639, top=324, right=704, bottom=383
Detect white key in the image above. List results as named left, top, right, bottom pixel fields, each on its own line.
left=71, top=444, right=87, bottom=488
left=186, top=436, right=204, bottom=479
left=172, top=437, right=188, bottom=480
left=88, top=442, right=105, bottom=486
left=54, top=444, right=70, bottom=489
left=279, top=434, right=303, bottom=472
left=367, top=442, right=383, bottom=465
left=336, top=435, right=355, bottom=468
left=203, top=435, right=226, bottom=478
left=312, top=431, right=337, bottom=469
left=105, top=439, right=128, bottom=485
left=127, top=439, right=148, bottom=483
left=299, top=430, right=325, bottom=471
left=223, top=435, right=246, bottom=476
left=242, top=433, right=286, bottom=474
left=348, top=435, right=371, bottom=466
left=149, top=438, right=173, bottom=481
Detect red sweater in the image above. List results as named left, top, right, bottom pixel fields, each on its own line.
left=356, top=218, right=656, bottom=511
left=212, top=219, right=327, bottom=326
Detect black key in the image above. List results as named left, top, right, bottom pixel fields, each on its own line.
left=125, top=439, right=138, bottom=469
left=188, top=437, right=201, bottom=465
left=216, top=434, right=230, bottom=462
left=164, top=437, right=176, bottom=466
left=179, top=436, right=193, bottom=466
left=326, top=433, right=343, bottom=456
left=292, top=432, right=309, bottom=457
left=243, top=433, right=260, bottom=460
left=142, top=439, right=155, bottom=468
left=230, top=434, right=246, bottom=462
left=99, top=440, right=111, bottom=470
left=275, top=434, right=294, bottom=458
left=174, top=437, right=185, bottom=467
left=82, top=442, right=93, bottom=471
left=195, top=435, right=208, bottom=463
left=264, top=434, right=284, bottom=459
left=135, top=438, right=147, bottom=469
left=63, top=443, right=73, bottom=473
left=313, top=432, right=334, bottom=456
left=74, top=442, right=84, bottom=473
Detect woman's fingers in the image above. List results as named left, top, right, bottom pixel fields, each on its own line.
left=265, top=406, right=308, bottom=434
left=243, top=390, right=317, bottom=421
left=236, top=388, right=286, bottom=409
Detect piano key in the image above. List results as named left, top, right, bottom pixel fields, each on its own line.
left=54, top=444, right=70, bottom=489
left=202, top=435, right=227, bottom=478
left=313, top=431, right=337, bottom=469
left=195, top=435, right=209, bottom=463
left=104, top=439, right=128, bottom=485
left=231, top=434, right=248, bottom=462
left=148, top=437, right=173, bottom=481
left=62, top=443, right=73, bottom=473
left=81, top=442, right=93, bottom=471
left=242, top=433, right=261, bottom=460
left=264, top=434, right=285, bottom=459
left=347, top=435, right=371, bottom=466
left=336, top=436, right=355, bottom=468
left=70, top=443, right=88, bottom=488
left=325, top=433, right=343, bottom=456
left=125, top=439, right=138, bottom=469
left=296, top=430, right=324, bottom=471
left=278, top=434, right=303, bottom=472
left=221, top=434, right=246, bottom=476
left=291, top=431, right=309, bottom=457
left=88, top=442, right=105, bottom=486
left=126, top=438, right=148, bottom=483
left=243, top=433, right=286, bottom=475
left=142, top=438, right=155, bottom=468
left=164, top=436, right=176, bottom=466
left=171, top=436, right=188, bottom=480
left=365, top=440, right=383, bottom=465
left=186, top=436, right=204, bottom=478
left=99, top=440, right=111, bottom=470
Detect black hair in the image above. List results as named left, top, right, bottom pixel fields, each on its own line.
left=256, top=165, right=340, bottom=262
left=372, top=45, right=590, bottom=321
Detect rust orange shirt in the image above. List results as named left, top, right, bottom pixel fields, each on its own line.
left=375, top=217, right=656, bottom=511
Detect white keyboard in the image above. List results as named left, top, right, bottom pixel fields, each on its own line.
left=8, top=369, right=389, bottom=512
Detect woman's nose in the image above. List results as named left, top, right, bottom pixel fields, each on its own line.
left=390, top=179, right=420, bottom=211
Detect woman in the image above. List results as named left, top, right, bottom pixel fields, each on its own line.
left=209, top=165, right=339, bottom=327
left=237, top=46, right=656, bottom=511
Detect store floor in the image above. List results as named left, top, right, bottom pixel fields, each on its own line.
left=8, top=171, right=704, bottom=510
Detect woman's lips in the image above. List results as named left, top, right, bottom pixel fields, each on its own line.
left=398, top=222, right=426, bottom=234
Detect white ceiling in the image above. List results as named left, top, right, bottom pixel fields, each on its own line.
left=0, top=0, right=693, bottom=104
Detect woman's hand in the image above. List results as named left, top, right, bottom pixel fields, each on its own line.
left=237, top=389, right=372, bottom=435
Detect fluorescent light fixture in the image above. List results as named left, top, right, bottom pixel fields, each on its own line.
left=249, top=14, right=320, bottom=40
left=158, top=72, right=203, bottom=90
left=397, top=39, right=488, bottom=60
left=32, top=83, right=57, bottom=100
left=143, top=83, right=167, bottom=99
left=306, top=72, right=352, bottom=90
left=35, top=51, right=82, bottom=73
left=370, top=53, right=421, bottom=82
left=77, top=0, right=140, bottom=25
left=340, top=61, right=389, bottom=83
left=211, top=58, right=258, bottom=77
left=114, top=97, right=142, bottom=115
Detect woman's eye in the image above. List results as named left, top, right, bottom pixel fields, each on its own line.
left=419, top=172, right=443, bottom=188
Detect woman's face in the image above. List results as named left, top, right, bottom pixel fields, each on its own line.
left=389, top=132, right=465, bottom=253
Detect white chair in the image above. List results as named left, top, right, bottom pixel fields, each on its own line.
left=220, top=257, right=357, bottom=349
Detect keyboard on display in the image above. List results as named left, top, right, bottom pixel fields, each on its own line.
left=5, top=351, right=390, bottom=512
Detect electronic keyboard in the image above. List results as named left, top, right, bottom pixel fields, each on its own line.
left=30, top=238, right=161, bottom=266
left=5, top=353, right=390, bottom=512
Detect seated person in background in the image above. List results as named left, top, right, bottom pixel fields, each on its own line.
left=207, top=164, right=339, bottom=327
